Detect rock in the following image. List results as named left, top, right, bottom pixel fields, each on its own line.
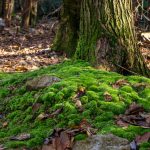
left=26, top=75, right=61, bottom=90
left=0, top=18, right=5, bottom=31
left=73, top=134, right=130, bottom=150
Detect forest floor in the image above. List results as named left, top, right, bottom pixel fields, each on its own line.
left=0, top=19, right=65, bottom=73
left=0, top=60, right=150, bottom=149
left=0, top=19, right=150, bottom=73
left=0, top=20, right=150, bottom=149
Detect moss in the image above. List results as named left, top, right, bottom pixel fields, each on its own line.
left=86, top=91, right=99, bottom=101
left=0, top=60, right=150, bottom=149
left=74, top=134, right=87, bottom=141
left=80, top=96, right=88, bottom=104
left=0, top=88, right=10, bottom=98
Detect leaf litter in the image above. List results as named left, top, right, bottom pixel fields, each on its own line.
left=116, top=102, right=150, bottom=128
left=42, top=119, right=97, bottom=150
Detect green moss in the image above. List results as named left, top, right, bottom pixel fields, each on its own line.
left=0, top=60, right=150, bottom=149
left=86, top=91, right=99, bottom=100
left=80, top=96, right=88, bottom=104
left=74, top=134, right=87, bottom=141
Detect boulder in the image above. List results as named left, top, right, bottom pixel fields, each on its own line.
left=73, top=134, right=130, bottom=150
left=0, top=18, right=5, bottom=31
left=26, top=75, right=61, bottom=90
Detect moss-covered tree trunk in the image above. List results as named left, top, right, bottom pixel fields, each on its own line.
left=53, top=0, right=81, bottom=57
left=54, top=0, right=150, bottom=77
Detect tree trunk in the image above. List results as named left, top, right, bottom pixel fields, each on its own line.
left=0, top=0, right=2, bottom=17
left=55, top=0, right=149, bottom=77
left=21, top=0, right=32, bottom=30
left=30, top=0, right=38, bottom=27
left=3, top=0, right=14, bottom=26
left=53, top=0, right=81, bottom=57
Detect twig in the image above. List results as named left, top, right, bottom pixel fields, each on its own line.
left=115, top=64, right=140, bottom=76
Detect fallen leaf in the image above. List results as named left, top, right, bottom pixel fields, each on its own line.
left=135, top=132, right=150, bottom=145
left=37, top=108, right=63, bottom=120
left=10, top=133, right=31, bottom=141
left=37, top=113, right=49, bottom=120
left=32, top=103, right=42, bottom=112
left=15, top=66, right=28, bottom=72
left=112, top=79, right=129, bottom=89
left=2, top=122, right=8, bottom=128
left=50, top=108, right=63, bottom=117
left=125, top=102, right=144, bottom=115
left=75, top=100, right=82, bottom=108
left=115, top=103, right=150, bottom=128
left=104, top=92, right=112, bottom=101
left=115, top=118, right=129, bottom=127
left=43, top=129, right=73, bottom=150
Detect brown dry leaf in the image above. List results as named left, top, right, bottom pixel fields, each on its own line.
left=43, top=129, right=73, bottom=150
left=10, top=133, right=31, bottom=141
left=15, top=66, right=28, bottom=72
left=37, top=108, right=63, bottom=120
left=115, top=117, right=129, bottom=127
left=112, top=79, right=129, bottom=89
left=79, top=119, right=97, bottom=136
left=37, top=113, right=49, bottom=120
left=75, top=100, right=82, bottom=108
left=32, top=103, right=42, bottom=112
left=2, top=122, right=8, bottom=128
left=50, top=108, right=63, bottom=117
left=125, top=102, right=144, bottom=115
left=116, top=103, right=150, bottom=128
left=42, top=144, right=55, bottom=150
left=104, top=92, right=112, bottom=101
left=135, top=132, right=150, bottom=145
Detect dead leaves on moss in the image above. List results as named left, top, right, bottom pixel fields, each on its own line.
left=104, top=92, right=112, bottom=101
left=42, top=120, right=97, bottom=150
left=112, top=79, right=129, bottom=89
left=42, top=129, right=73, bottom=150
left=72, top=87, right=86, bottom=111
left=37, top=108, right=63, bottom=120
left=116, top=102, right=150, bottom=128
left=135, top=132, right=150, bottom=145
left=10, top=133, right=31, bottom=141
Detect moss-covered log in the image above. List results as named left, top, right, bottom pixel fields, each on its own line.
left=53, top=0, right=81, bottom=57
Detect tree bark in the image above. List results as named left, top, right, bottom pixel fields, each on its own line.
left=3, top=0, right=14, bottom=26
left=55, top=0, right=149, bottom=77
left=0, top=0, right=2, bottom=17
left=53, top=0, right=81, bottom=57
left=21, top=0, right=32, bottom=30
left=30, top=0, right=38, bottom=27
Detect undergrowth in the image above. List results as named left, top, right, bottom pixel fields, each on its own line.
left=0, top=60, right=150, bottom=149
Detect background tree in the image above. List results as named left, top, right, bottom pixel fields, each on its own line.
left=30, top=0, right=38, bottom=27
left=53, top=0, right=150, bottom=77
left=21, top=0, right=32, bottom=30
left=2, top=0, right=14, bottom=26
left=53, top=0, right=81, bottom=57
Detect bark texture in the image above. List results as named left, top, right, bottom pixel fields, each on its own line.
left=21, top=0, right=32, bottom=30
left=53, top=0, right=81, bottom=57
left=30, top=0, right=38, bottom=27
left=76, top=0, right=149, bottom=76
left=3, top=0, right=14, bottom=26
left=54, top=0, right=150, bottom=77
